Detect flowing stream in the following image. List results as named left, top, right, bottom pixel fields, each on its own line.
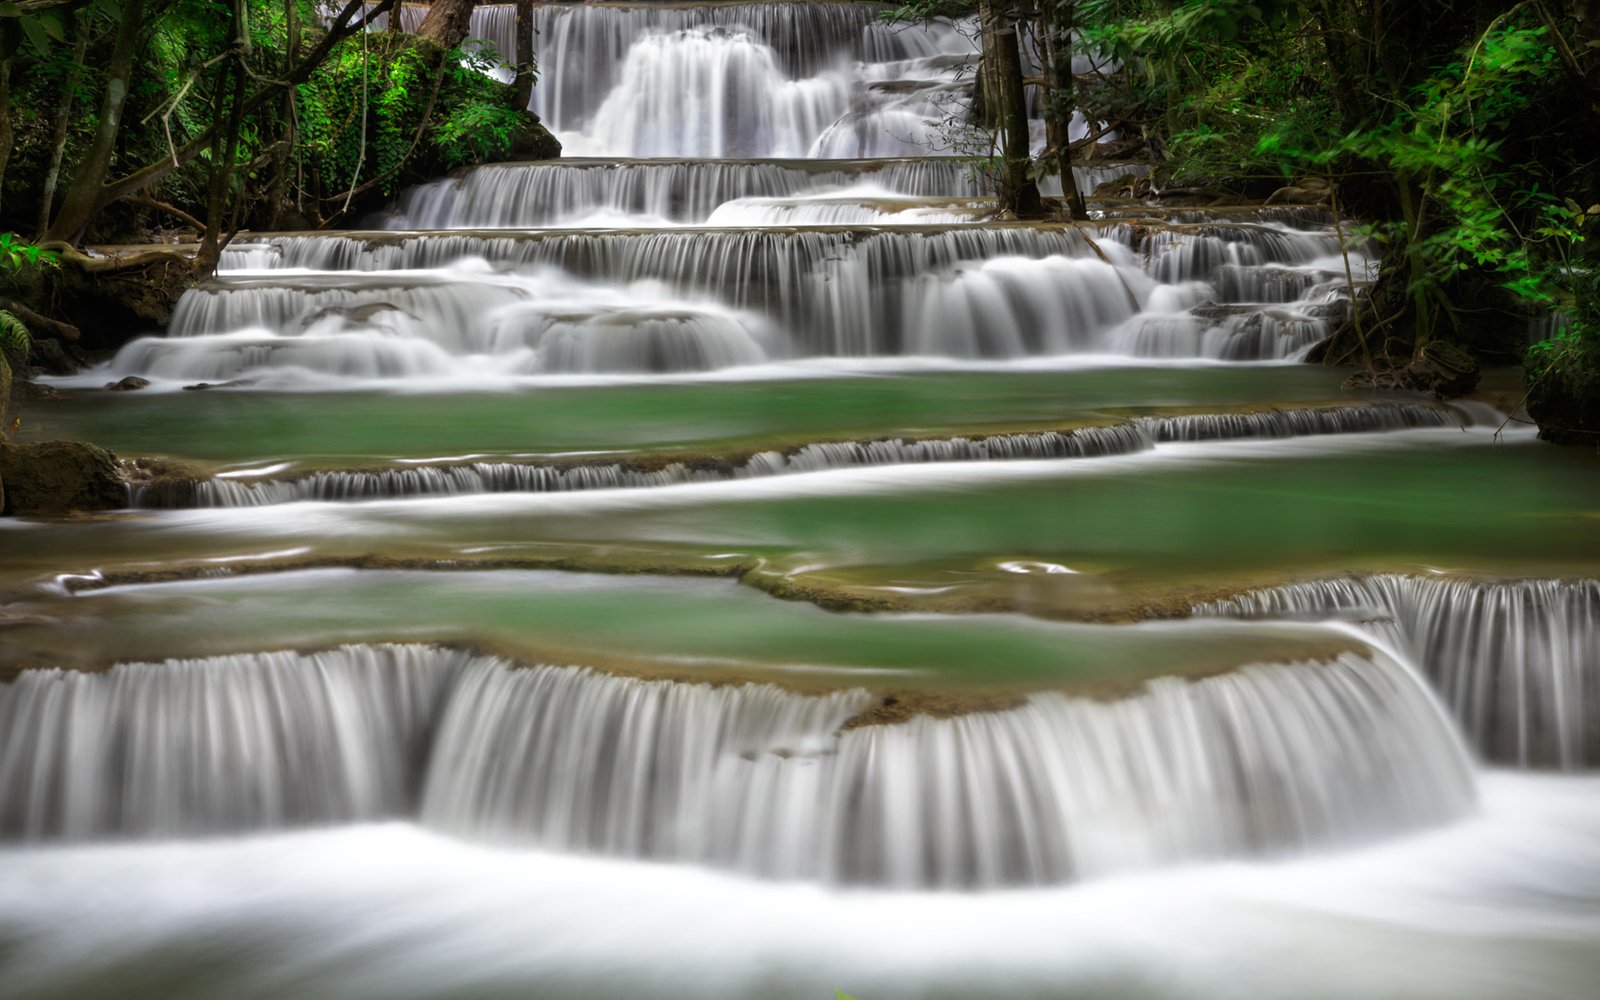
left=5, top=3, right=1600, bottom=998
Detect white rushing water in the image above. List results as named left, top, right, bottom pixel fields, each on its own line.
left=1197, top=576, right=1600, bottom=769
left=57, top=220, right=1370, bottom=389
left=3, top=772, right=1597, bottom=1000
left=0, top=643, right=1475, bottom=887
left=514, top=4, right=977, bottom=157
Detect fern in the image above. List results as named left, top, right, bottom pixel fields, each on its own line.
left=0, top=309, right=29, bottom=427
left=0, top=310, right=29, bottom=372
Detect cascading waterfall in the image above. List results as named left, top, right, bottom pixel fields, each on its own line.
left=0, top=644, right=1475, bottom=888
left=131, top=403, right=1470, bottom=508
left=1196, top=576, right=1600, bottom=769
left=509, top=3, right=978, bottom=156
left=71, top=220, right=1371, bottom=387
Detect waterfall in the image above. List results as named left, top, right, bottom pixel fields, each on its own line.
left=1, top=645, right=1475, bottom=887
left=0, top=645, right=470, bottom=839
left=512, top=3, right=977, bottom=156
left=1195, top=576, right=1600, bottom=769
left=50, top=220, right=1382, bottom=387
left=131, top=404, right=1466, bottom=508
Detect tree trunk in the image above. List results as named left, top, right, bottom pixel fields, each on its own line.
left=267, top=0, right=299, bottom=228
left=195, top=53, right=250, bottom=276
left=980, top=0, right=1040, bottom=217
left=44, top=0, right=394, bottom=243
left=513, top=0, right=535, bottom=111
left=1041, top=4, right=1086, bottom=219
left=0, top=58, right=13, bottom=216
left=43, top=0, right=146, bottom=243
left=37, top=25, right=89, bottom=238
left=416, top=0, right=477, bottom=49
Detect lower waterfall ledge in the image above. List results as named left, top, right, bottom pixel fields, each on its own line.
left=0, top=642, right=1477, bottom=888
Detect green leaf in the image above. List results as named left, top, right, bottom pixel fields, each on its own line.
left=18, top=15, right=48, bottom=54
left=37, top=10, right=63, bottom=42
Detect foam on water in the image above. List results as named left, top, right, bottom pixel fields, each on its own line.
left=2, top=771, right=1597, bottom=1000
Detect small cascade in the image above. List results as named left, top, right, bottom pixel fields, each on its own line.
left=1196, top=576, right=1600, bottom=769
left=0, top=645, right=470, bottom=839
left=112, top=262, right=785, bottom=381
left=373, top=156, right=1153, bottom=232
left=1146, top=402, right=1469, bottom=441
left=379, top=160, right=981, bottom=230
left=130, top=404, right=1464, bottom=508
left=1, top=645, right=1477, bottom=888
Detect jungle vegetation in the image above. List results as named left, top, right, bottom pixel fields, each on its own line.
left=895, top=0, right=1599, bottom=440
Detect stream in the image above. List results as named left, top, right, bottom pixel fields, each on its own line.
left=3, top=4, right=1599, bottom=998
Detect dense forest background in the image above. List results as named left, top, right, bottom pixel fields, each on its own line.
left=0, top=0, right=1596, bottom=441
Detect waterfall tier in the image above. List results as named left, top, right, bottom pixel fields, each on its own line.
left=0, top=644, right=1474, bottom=888
left=504, top=4, right=975, bottom=157
left=1196, top=576, right=1600, bottom=769
left=132, top=403, right=1468, bottom=507
left=375, top=158, right=1151, bottom=230
left=71, top=222, right=1367, bottom=386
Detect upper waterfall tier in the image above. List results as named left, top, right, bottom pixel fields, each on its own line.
left=466, top=3, right=982, bottom=157
left=0, top=643, right=1475, bottom=888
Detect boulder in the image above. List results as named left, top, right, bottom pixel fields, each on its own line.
left=106, top=376, right=151, bottom=391
left=0, top=440, right=127, bottom=515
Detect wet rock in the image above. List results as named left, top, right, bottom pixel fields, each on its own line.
left=0, top=440, right=127, bottom=515
left=27, top=336, right=79, bottom=376
left=13, top=380, right=61, bottom=401
left=508, top=114, right=563, bottom=161
left=1189, top=301, right=1257, bottom=326
left=106, top=376, right=151, bottom=392
left=1266, top=177, right=1334, bottom=206
left=182, top=379, right=256, bottom=391
left=1527, top=351, right=1600, bottom=447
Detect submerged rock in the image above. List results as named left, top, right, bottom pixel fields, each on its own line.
left=0, top=440, right=127, bottom=515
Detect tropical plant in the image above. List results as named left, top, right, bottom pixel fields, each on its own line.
left=0, top=232, right=59, bottom=272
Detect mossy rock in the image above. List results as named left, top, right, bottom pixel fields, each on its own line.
left=0, top=440, right=127, bottom=515
left=1527, top=352, right=1600, bottom=447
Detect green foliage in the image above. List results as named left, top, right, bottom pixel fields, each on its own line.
left=1251, top=13, right=1574, bottom=347
left=2, top=0, right=537, bottom=236
left=0, top=307, right=28, bottom=371
left=1081, top=0, right=1337, bottom=188
left=0, top=233, right=59, bottom=273
left=0, top=0, right=119, bottom=59
left=0, top=307, right=29, bottom=421
left=294, top=33, right=528, bottom=203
